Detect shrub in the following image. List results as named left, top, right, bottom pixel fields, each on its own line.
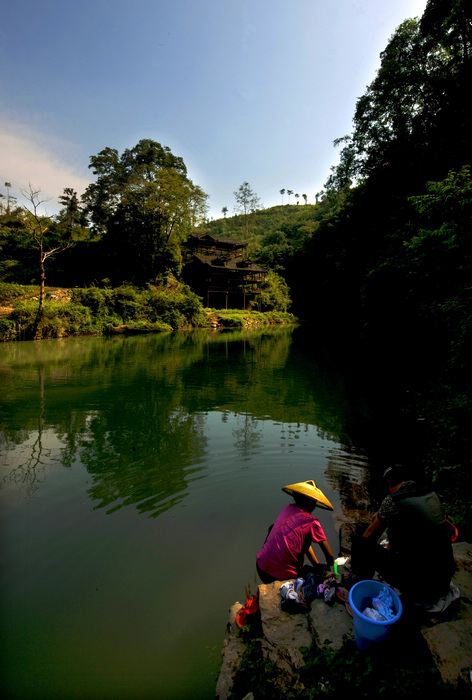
left=71, top=287, right=112, bottom=316
left=0, top=283, right=37, bottom=301
left=110, top=285, right=141, bottom=322
left=0, top=318, right=17, bottom=341
left=9, top=300, right=94, bottom=339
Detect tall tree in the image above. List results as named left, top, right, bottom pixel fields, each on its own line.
left=57, top=187, right=87, bottom=238
left=279, top=188, right=285, bottom=204
left=3, top=182, right=16, bottom=216
left=326, top=2, right=472, bottom=193
left=233, top=181, right=261, bottom=237
left=20, top=185, right=74, bottom=337
left=82, top=139, right=208, bottom=283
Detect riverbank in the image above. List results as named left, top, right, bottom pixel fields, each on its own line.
left=217, top=542, right=472, bottom=699
left=0, top=283, right=297, bottom=342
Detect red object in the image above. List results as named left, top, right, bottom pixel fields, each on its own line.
left=236, top=608, right=247, bottom=627
left=245, top=594, right=259, bottom=614
left=236, top=594, right=259, bottom=627
left=446, top=517, right=459, bottom=543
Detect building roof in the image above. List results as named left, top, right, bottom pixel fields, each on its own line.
left=192, top=253, right=265, bottom=273
left=186, top=233, right=247, bottom=249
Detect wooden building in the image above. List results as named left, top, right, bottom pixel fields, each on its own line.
left=183, top=233, right=266, bottom=310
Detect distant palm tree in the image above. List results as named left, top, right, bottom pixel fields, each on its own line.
left=295, top=193, right=300, bottom=204
left=222, top=206, right=228, bottom=218
left=287, top=189, right=293, bottom=204
left=279, top=188, right=285, bottom=204
left=4, top=181, right=13, bottom=215
left=302, top=194, right=307, bottom=204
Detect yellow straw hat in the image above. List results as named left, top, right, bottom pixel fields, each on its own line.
left=282, top=480, right=334, bottom=511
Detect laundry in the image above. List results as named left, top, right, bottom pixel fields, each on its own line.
left=280, top=571, right=342, bottom=611
left=318, top=575, right=340, bottom=603
left=362, top=607, right=386, bottom=621
left=362, top=586, right=395, bottom=621
left=280, top=578, right=310, bottom=612
left=280, top=578, right=305, bottom=602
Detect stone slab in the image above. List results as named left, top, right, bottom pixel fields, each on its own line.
left=421, top=618, right=472, bottom=690
left=215, top=602, right=247, bottom=700
left=258, top=581, right=312, bottom=669
left=217, top=542, right=472, bottom=697
left=454, top=542, right=472, bottom=573
left=309, top=598, right=354, bottom=650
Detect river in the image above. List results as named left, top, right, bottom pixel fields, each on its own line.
left=0, top=325, right=413, bottom=699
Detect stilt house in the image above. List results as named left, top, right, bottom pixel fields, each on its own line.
left=183, top=233, right=266, bottom=310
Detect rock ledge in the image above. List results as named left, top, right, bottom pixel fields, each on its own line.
left=216, top=542, right=472, bottom=698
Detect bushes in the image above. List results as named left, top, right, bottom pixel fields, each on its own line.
left=0, top=280, right=297, bottom=341
left=211, top=309, right=296, bottom=328
left=143, top=283, right=207, bottom=328
left=71, top=287, right=112, bottom=316
left=0, top=319, right=16, bottom=341
left=71, top=283, right=204, bottom=329
left=9, top=300, right=94, bottom=339
left=0, top=283, right=38, bottom=301
left=0, top=279, right=211, bottom=340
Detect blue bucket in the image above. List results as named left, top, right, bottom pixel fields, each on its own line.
left=349, top=580, right=403, bottom=651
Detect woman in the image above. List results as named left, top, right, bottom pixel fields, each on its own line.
left=256, top=480, right=335, bottom=583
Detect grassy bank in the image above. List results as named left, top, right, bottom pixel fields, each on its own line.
left=208, top=308, right=296, bottom=328
left=0, top=282, right=297, bottom=342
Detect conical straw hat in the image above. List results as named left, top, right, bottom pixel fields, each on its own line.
left=282, top=480, right=334, bottom=511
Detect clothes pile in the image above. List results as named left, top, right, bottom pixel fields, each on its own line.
left=280, top=577, right=311, bottom=612
left=280, top=571, right=347, bottom=612
left=361, top=586, right=395, bottom=621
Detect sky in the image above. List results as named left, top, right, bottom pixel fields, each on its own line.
left=1, top=0, right=428, bottom=219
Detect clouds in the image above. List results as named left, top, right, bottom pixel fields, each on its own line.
left=0, top=119, right=90, bottom=212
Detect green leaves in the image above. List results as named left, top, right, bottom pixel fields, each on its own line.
left=83, top=139, right=208, bottom=283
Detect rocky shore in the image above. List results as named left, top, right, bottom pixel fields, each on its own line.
left=216, top=542, right=472, bottom=698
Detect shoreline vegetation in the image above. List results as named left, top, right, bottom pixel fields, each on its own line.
left=0, top=282, right=297, bottom=342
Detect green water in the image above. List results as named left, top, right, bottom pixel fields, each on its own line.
left=0, top=327, right=376, bottom=700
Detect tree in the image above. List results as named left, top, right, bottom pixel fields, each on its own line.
left=295, top=193, right=300, bottom=204
left=3, top=182, right=16, bottom=216
left=222, top=206, right=228, bottom=218
left=260, top=270, right=291, bottom=312
left=82, top=139, right=208, bottom=283
left=326, top=3, right=472, bottom=193
left=20, top=184, right=74, bottom=337
left=279, top=188, right=285, bottom=204
left=56, top=187, right=89, bottom=239
left=302, top=194, right=307, bottom=204
left=233, top=181, right=261, bottom=236
left=287, top=190, right=293, bottom=204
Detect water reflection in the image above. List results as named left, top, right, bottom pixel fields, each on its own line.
left=0, top=328, right=387, bottom=700
left=0, top=328, right=374, bottom=521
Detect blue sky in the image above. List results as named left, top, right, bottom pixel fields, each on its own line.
left=1, top=0, right=428, bottom=219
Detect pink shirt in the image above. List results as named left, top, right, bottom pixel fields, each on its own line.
left=256, top=504, right=327, bottom=580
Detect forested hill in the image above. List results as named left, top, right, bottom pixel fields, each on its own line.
left=202, top=197, right=344, bottom=271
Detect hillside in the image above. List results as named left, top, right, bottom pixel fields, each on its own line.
left=200, top=197, right=345, bottom=271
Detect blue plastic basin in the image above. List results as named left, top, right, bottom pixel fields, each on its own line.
left=348, top=579, right=403, bottom=651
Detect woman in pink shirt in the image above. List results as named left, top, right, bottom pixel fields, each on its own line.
left=256, top=480, right=335, bottom=583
